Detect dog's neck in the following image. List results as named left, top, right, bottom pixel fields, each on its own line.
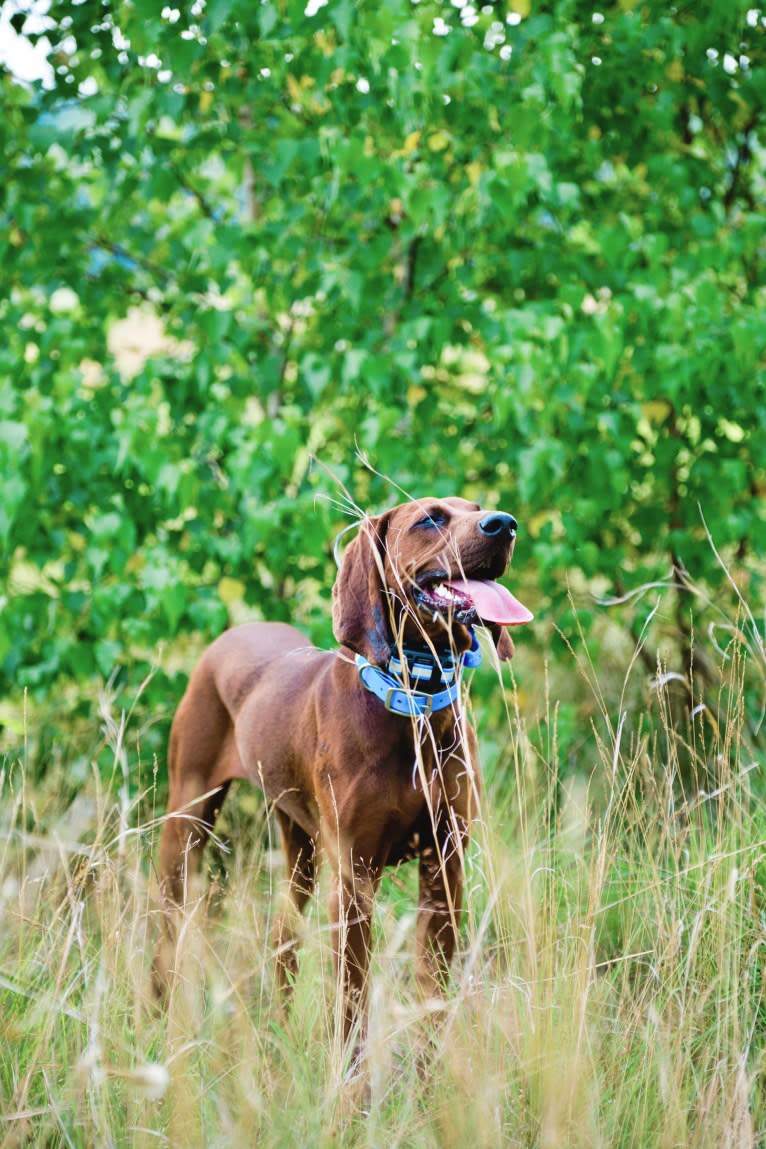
left=387, top=636, right=480, bottom=690
left=354, top=631, right=481, bottom=718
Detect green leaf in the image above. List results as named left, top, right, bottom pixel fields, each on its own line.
left=205, top=0, right=238, bottom=32
left=301, top=352, right=332, bottom=398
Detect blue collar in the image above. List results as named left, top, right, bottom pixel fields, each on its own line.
left=355, top=631, right=482, bottom=717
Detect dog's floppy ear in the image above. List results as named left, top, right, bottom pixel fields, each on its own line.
left=332, top=511, right=393, bottom=665
left=487, top=623, right=515, bottom=662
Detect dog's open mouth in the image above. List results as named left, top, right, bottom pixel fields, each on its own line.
left=415, top=571, right=533, bottom=627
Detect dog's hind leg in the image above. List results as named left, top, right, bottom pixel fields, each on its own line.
left=272, top=809, right=316, bottom=996
left=158, top=681, right=239, bottom=909
left=158, top=777, right=233, bottom=908
left=154, top=679, right=238, bottom=996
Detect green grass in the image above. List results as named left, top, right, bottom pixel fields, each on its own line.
left=1, top=643, right=765, bottom=1148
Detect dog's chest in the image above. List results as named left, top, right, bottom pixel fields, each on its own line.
left=379, top=722, right=476, bottom=827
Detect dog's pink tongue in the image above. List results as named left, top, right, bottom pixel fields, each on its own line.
left=448, top=578, right=534, bottom=626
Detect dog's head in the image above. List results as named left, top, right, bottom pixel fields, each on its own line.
left=332, top=497, right=531, bottom=665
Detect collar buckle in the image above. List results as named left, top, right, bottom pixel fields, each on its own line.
left=385, top=686, right=432, bottom=716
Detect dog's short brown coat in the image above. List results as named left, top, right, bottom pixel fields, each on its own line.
left=157, top=497, right=518, bottom=1037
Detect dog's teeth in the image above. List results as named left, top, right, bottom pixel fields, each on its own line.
left=433, top=612, right=439, bottom=623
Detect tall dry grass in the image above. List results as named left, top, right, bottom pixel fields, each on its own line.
left=1, top=626, right=764, bottom=1148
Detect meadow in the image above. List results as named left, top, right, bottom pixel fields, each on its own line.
left=3, top=2, right=764, bottom=1144
left=2, top=618, right=763, bottom=1149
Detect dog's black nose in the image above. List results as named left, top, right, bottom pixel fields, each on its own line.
left=478, top=512, right=517, bottom=539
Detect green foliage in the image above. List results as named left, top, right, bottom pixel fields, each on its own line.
left=0, top=0, right=764, bottom=748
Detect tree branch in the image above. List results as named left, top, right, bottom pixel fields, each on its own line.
left=169, top=160, right=217, bottom=220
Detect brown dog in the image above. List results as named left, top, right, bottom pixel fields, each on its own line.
left=156, top=497, right=531, bottom=1040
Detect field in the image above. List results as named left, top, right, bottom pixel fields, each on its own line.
left=3, top=1, right=764, bottom=1144
left=2, top=631, right=764, bottom=1149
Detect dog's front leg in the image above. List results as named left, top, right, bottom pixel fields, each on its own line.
left=328, top=856, right=380, bottom=1047
left=415, top=819, right=467, bottom=1000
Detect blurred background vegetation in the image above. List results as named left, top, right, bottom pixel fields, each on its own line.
left=1, top=0, right=764, bottom=786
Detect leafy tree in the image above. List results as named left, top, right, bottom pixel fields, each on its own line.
left=1, top=0, right=764, bottom=758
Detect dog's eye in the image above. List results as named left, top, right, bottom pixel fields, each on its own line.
left=416, top=510, right=447, bottom=530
